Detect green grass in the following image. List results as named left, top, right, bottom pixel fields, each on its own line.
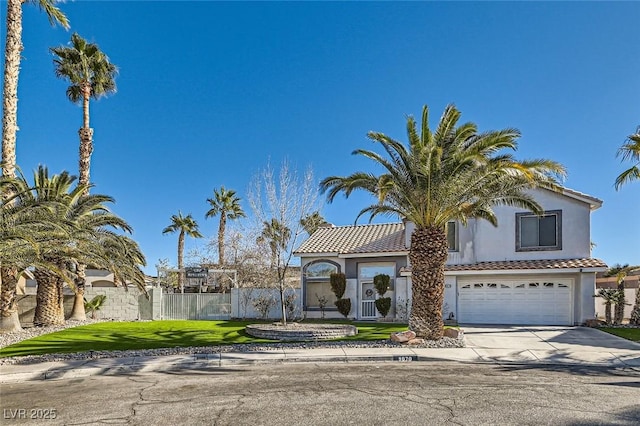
left=0, top=320, right=412, bottom=358
left=598, top=327, right=640, bottom=342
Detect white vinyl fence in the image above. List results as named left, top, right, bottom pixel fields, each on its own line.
left=162, top=293, right=231, bottom=320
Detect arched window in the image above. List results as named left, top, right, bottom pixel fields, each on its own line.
left=303, top=260, right=340, bottom=309
left=305, top=261, right=338, bottom=278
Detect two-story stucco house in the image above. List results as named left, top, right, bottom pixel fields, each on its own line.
left=294, top=187, right=607, bottom=325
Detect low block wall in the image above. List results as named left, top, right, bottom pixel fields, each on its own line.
left=17, top=287, right=160, bottom=325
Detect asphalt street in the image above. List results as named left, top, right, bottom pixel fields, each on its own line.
left=1, top=362, right=639, bottom=425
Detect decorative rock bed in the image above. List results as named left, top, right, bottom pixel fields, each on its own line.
left=245, top=323, right=358, bottom=341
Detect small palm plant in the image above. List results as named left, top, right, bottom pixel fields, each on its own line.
left=595, top=289, right=624, bottom=325
left=84, top=294, right=107, bottom=319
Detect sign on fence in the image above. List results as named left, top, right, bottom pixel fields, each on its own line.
left=185, top=267, right=209, bottom=278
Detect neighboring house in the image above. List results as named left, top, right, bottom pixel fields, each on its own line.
left=16, top=269, right=35, bottom=295
left=294, top=187, right=607, bottom=325
left=22, top=269, right=155, bottom=293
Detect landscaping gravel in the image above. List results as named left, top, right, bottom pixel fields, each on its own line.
left=0, top=320, right=465, bottom=366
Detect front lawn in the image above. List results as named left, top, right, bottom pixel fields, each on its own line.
left=598, top=327, right=640, bottom=342
left=0, top=320, right=411, bottom=358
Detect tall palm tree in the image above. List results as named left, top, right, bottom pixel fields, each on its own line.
left=205, top=186, right=245, bottom=266
left=321, top=104, right=565, bottom=339
left=2, top=0, right=68, bottom=179
left=50, top=33, right=117, bottom=194
left=258, top=218, right=291, bottom=269
left=300, top=211, right=327, bottom=235
left=615, top=128, right=640, bottom=190
left=163, top=212, right=203, bottom=289
left=50, top=33, right=118, bottom=319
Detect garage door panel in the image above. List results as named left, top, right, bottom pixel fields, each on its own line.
left=458, top=279, right=572, bottom=325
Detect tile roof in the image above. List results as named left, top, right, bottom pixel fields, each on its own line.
left=401, top=258, right=607, bottom=273
left=294, top=223, right=407, bottom=255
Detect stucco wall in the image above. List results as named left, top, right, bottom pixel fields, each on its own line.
left=471, top=188, right=593, bottom=262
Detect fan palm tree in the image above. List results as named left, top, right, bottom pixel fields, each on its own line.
left=258, top=218, right=291, bottom=269
left=50, top=33, right=118, bottom=319
left=321, top=104, right=565, bottom=339
left=205, top=186, right=245, bottom=266
left=2, top=0, right=68, bottom=179
left=615, top=128, right=640, bottom=190
left=50, top=33, right=117, bottom=194
left=300, top=211, right=327, bottom=235
left=163, top=212, right=202, bottom=289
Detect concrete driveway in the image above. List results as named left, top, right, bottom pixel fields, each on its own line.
left=462, top=325, right=640, bottom=367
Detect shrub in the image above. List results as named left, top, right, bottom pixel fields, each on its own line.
left=330, top=273, right=346, bottom=299
left=316, top=294, right=329, bottom=319
left=253, top=294, right=276, bottom=320
left=375, top=297, right=391, bottom=319
left=373, top=274, right=390, bottom=296
left=284, top=291, right=299, bottom=321
left=335, top=298, right=351, bottom=318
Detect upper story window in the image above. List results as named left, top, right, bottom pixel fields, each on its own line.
left=447, top=221, right=458, bottom=252
left=516, top=210, right=562, bottom=251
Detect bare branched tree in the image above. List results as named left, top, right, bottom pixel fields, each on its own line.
left=247, top=159, right=319, bottom=325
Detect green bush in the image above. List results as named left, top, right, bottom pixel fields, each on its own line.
left=373, top=274, right=390, bottom=296
left=375, top=297, right=391, bottom=319
left=335, top=298, right=351, bottom=318
left=330, top=273, right=346, bottom=299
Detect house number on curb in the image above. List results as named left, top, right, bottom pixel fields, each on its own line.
left=393, top=355, right=418, bottom=362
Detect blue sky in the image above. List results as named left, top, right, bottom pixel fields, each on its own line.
left=6, top=1, right=639, bottom=274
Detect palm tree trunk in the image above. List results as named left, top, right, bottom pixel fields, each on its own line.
left=0, top=265, right=22, bottom=332
left=71, top=88, right=93, bottom=319
left=630, top=288, right=640, bottom=326
left=604, top=301, right=612, bottom=325
left=33, top=268, right=65, bottom=326
left=177, top=232, right=184, bottom=289
left=68, top=266, right=86, bottom=321
left=614, top=280, right=625, bottom=325
left=77, top=127, right=93, bottom=193
left=218, top=212, right=226, bottom=265
left=408, top=226, right=448, bottom=339
left=1, top=0, right=22, bottom=179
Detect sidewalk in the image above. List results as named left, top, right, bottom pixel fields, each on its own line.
left=2, top=326, right=639, bottom=383
left=2, top=344, right=639, bottom=384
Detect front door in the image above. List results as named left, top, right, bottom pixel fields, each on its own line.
left=360, top=282, right=377, bottom=319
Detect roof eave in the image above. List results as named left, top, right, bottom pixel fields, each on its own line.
left=541, top=187, right=603, bottom=211
left=338, top=251, right=409, bottom=259
left=444, top=266, right=608, bottom=276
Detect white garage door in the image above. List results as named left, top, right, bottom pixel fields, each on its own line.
left=458, top=278, right=572, bottom=325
